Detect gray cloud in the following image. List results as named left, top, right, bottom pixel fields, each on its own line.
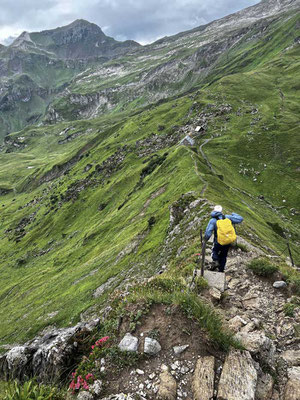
left=0, top=0, right=259, bottom=45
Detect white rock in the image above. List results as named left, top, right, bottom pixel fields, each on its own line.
left=273, top=281, right=287, bottom=288
left=173, top=344, right=189, bottom=355
left=136, top=369, right=145, bottom=375
left=144, top=337, right=161, bottom=355
left=90, top=380, right=103, bottom=396
left=118, top=333, right=139, bottom=352
left=77, top=391, right=93, bottom=400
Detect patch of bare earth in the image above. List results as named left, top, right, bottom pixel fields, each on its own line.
left=104, top=303, right=225, bottom=398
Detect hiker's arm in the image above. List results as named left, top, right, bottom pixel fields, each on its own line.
left=204, top=219, right=216, bottom=241
left=227, top=213, right=243, bottom=224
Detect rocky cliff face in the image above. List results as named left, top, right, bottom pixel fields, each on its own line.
left=27, top=19, right=141, bottom=60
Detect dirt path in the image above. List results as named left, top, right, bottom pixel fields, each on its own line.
left=199, top=138, right=217, bottom=175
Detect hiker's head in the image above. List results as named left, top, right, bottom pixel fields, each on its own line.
left=213, top=205, right=222, bottom=213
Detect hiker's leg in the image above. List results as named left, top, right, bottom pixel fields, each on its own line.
left=212, top=242, right=220, bottom=261
left=218, top=245, right=230, bottom=272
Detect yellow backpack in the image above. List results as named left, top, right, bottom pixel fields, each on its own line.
left=216, top=218, right=237, bottom=245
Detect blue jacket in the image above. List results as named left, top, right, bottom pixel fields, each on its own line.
left=204, top=211, right=243, bottom=242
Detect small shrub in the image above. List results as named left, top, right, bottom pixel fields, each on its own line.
left=283, top=303, right=297, bottom=317
left=283, top=297, right=300, bottom=317
left=235, top=242, right=249, bottom=252
left=148, top=276, right=186, bottom=293
left=194, top=277, right=209, bottom=292
left=279, top=264, right=300, bottom=295
left=181, top=263, right=195, bottom=277
left=247, top=258, right=278, bottom=277
left=4, top=380, right=64, bottom=400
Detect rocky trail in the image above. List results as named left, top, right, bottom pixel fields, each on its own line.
left=95, top=244, right=299, bottom=400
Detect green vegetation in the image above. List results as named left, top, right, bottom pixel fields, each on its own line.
left=279, top=265, right=300, bottom=295
left=247, top=258, right=279, bottom=277
left=0, top=5, right=299, bottom=355
left=2, top=380, right=64, bottom=400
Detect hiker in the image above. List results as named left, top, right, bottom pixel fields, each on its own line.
left=204, top=205, right=243, bottom=272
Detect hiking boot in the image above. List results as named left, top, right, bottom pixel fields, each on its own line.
left=209, top=260, right=219, bottom=271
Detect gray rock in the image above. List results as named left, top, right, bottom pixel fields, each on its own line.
left=90, top=379, right=103, bottom=396
left=228, top=316, right=248, bottom=333
left=144, top=337, right=161, bottom=355
left=158, top=369, right=177, bottom=400
left=255, top=372, right=274, bottom=400
left=100, top=395, right=135, bottom=400
left=192, top=356, right=215, bottom=400
left=284, top=367, right=300, bottom=400
left=217, top=350, right=257, bottom=400
left=118, top=333, right=138, bottom=352
left=203, top=270, right=226, bottom=292
left=273, top=281, right=287, bottom=288
left=77, top=391, right=94, bottom=400
left=281, top=350, right=300, bottom=366
left=0, top=319, right=100, bottom=382
left=173, top=345, right=189, bottom=355
left=235, top=331, right=276, bottom=365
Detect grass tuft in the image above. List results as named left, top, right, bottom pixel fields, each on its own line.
left=247, top=258, right=278, bottom=277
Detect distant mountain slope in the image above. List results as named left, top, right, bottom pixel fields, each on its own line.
left=44, top=1, right=300, bottom=123
left=0, top=20, right=141, bottom=141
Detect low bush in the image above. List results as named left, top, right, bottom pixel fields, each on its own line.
left=283, top=303, right=297, bottom=317
left=4, top=380, right=64, bottom=400
left=194, top=277, right=209, bottom=292
left=280, top=264, right=300, bottom=295
left=247, top=258, right=278, bottom=277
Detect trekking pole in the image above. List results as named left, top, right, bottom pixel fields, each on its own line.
left=286, top=240, right=295, bottom=267
left=201, top=238, right=206, bottom=277
left=189, top=229, right=203, bottom=289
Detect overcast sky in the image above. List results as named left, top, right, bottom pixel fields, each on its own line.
left=0, top=0, right=260, bottom=45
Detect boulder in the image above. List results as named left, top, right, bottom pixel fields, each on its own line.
left=118, top=333, right=138, bottom=352
left=192, top=356, right=215, bottom=400
left=235, top=331, right=276, bottom=365
left=203, top=270, right=226, bottom=292
left=158, top=369, right=177, bottom=400
left=0, top=319, right=100, bottom=382
left=228, top=315, right=248, bottom=333
left=255, top=372, right=274, bottom=400
left=209, top=287, right=222, bottom=302
left=284, top=367, right=300, bottom=400
left=144, top=337, right=161, bottom=355
left=281, top=350, right=300, bottom=366
left=217, top=350, right=257, bottom=400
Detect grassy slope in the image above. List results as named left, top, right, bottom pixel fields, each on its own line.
left=0, top=27, right=299, bottom=349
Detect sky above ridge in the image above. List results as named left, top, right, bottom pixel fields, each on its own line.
left=0, top=0, right=260, bottom=45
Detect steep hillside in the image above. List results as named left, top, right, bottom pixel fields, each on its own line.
left=0, top=40, right=299, bottom=349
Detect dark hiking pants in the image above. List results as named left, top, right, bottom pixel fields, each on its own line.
left=212, top=242, right=230, bottom=272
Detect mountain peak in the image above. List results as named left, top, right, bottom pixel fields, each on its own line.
left=53, top=19, right=105, bottom=36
